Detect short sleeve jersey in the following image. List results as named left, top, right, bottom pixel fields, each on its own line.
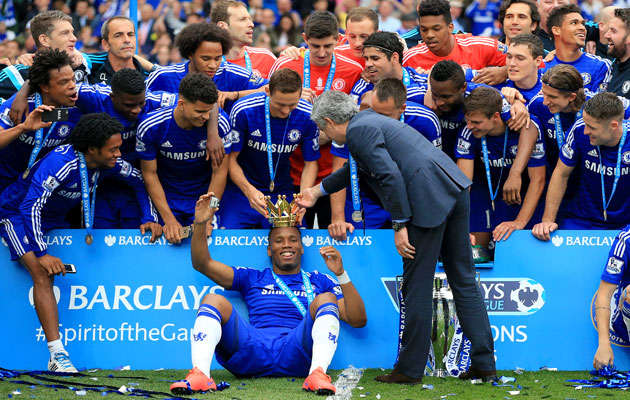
left=230, top=266, right=343, bottom=331
left=229, top=93, right=320, bottom=193
left=136, top=105, right=232, bottom=201
left=545, top=53, right=612, bottom=93
left=559, top=119, right=630, bottom=228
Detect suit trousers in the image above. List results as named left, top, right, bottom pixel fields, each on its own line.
left=396, top=189, right=495, bottom=378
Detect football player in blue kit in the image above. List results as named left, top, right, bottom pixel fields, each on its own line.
left=348, top=32, right=428, bottom=105
left=328, top=78, right=441, bottom=240
left=533, top=92, right=630, bottom=240
left=0, top=49, right=82, bottom=195
left=137, top=73, right=231, bottom=244
left=457, top=86, right=546, bottom=249
left=144, top=22, right=267, bottom=113
left=170, top=193, right=366, bottom=396
left=593, top=224, right=630, bottom=370
left=0, top=113, right=160, bottom=373
left=222, top=68, right=320, bottom=228
left=74, top=68, right=176, bottom=228
left=544, top=4, right=611, bottom=94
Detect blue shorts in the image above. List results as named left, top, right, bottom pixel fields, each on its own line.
left=218, top=183, right=302, bottom=229
left=344, top=189, right=390, bottom=229
left=469, top=183, right=544, bottom=232
left=215, top=308, right=314, bottom=378
left=0, top=214, right=39, bottom=261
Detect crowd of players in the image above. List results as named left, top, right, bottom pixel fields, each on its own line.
left=4, top=0, right=630, bottom=386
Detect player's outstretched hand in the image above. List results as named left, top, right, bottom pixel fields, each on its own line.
left=246, top=188, right=268, bottom=217
left=16, top=53, right=35, bottom=67
left=320, top=246, right=344, bottom=276
left=471, top=66, right=508, bottom=86
left=140, top=221, right=163, bottom=243
left=531, top=221, right=558, bottom=241
left=195, top=193, right=218, bottom=224
left=38, top=254, right=65, bottom=276
left=163, top=218, right=183, bottom=244
left=328, top=220, right=354, bottom=241
left=21, top=105, right=54, bottom=132
left=296, top=186, right=317, bottom=209
left=593, top=344, right=614, bottom=370
left=493, top=220, right=524, bottom=242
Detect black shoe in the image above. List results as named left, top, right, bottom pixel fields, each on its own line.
left=458, top=367, right=497, bottom=382
left=375, top=368, right=422, bottom=385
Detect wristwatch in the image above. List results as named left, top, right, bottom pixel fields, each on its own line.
left=392, top=221, right=406, bottom=232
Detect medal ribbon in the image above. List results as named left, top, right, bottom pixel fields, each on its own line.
left=271, top=270, right=314, bottom=317
left=349, top=155, right=362, bottom=220
left=264, top=96, right=289, bottom=191
left=27, top=93, right=57, bottom=169
left=303, top=51, right=336, bottom=91
left=554, top=110, right=582, bottom=149
left=481, top=127, right=509, bottom=210
left=598, top=123, right=627, bottom=221
left=76, top=151, right=98, bottom=238
left=222, top=49, right=252, bottom=71
left=402, top=67, right=410, bottom=86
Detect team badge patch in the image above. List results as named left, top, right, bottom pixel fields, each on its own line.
left=57, top=124, right=70, bottom=137
left=622, top=151, right=630, bottom=165
left=288, top=129, right=301, bottom=142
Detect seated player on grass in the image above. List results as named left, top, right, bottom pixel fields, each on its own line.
left=170, top=193, right=367, bottom=396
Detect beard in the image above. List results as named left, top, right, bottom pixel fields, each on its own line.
left=609, top=37, right=628, bottom=60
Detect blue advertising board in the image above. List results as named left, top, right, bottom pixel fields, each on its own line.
left=0, top=229, right=627, bottom=371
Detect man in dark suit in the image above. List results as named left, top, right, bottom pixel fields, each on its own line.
left=298, top=90, right=496, bottom=383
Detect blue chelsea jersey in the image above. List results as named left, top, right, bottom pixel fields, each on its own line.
left=0, top=144, right=155, bottom=256
left=230, top=266, right=342, bottom=332
left=229, top=93, right=320, bottom=193
left=331, top=101, right=441, bottom=158
left=0, top=94, right=82, bottom=193
left=559, top=119, right=630, bottom=228
left=545, top=53, right=612, bottom=93
left=349, top=67, right=428, bottom=105
left=75, top=83, right=178, bottom=161
left=145, top=61, right=268, bottom=113
left=136, top=105, right=232, bottom=201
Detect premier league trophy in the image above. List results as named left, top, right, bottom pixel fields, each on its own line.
left=431, top=272, right=455, bottom=377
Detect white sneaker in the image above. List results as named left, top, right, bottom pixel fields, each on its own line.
left=47, top=350, right=78, bottom=373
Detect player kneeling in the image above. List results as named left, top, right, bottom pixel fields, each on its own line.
left=170, top=193, right=367, bottom=395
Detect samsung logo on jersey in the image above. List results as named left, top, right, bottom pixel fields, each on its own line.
left=247, top=140, right=299, bottom=153
left=121, top=129, right=137, bottom=140
left=159, top=150, right=206, bottom=160
left=478, top=157, right=513, bottom=168
left=261, top=288, right=308, bottom=297
left=20, top=134, right=65, bottom=147
left=66, top=284, right=225, bottom=311
left=57, top=190, right=82, bottom=199
left=440, top=120, right=464, bottom=130
left=584, top=160, right=630, bottom=176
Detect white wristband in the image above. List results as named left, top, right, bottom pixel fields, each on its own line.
left=336, top=271, right=350, bottom=285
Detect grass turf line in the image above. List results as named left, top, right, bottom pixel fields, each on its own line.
left=2, top=369, right=630, bottom=399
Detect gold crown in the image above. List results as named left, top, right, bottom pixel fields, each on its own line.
left=266, top=194, right=302, bottom=227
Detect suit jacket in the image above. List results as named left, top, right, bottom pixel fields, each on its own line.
left=322, top=109, right=471, bottom=228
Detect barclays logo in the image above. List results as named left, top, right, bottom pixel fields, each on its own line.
left=552, top=235, right=563, bottom=247
left=302, top=235, right=314, bottom=247
left=550, top=234, right=615, bottom=247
